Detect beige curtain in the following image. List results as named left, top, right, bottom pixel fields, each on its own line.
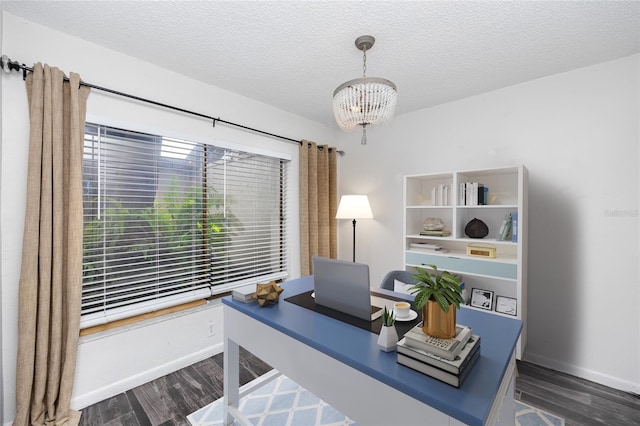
left=299, top=140, right=337, bottom=276
left=14, top=64, right=90, bottom=426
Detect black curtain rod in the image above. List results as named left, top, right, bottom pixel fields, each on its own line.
left=0, top=55, right=344, bottom=155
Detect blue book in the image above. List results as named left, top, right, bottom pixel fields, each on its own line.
left=511, top=212, right=518, bottom=242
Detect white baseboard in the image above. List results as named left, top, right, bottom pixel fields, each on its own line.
left=523, top=351, right=640, bottom=395
left=71, top=342, right=224, bottom=410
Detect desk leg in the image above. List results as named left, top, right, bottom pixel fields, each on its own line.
left=223, top=333, right=240, bottom=426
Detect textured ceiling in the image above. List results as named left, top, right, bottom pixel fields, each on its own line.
left=2, top=1, right=639, bottom=128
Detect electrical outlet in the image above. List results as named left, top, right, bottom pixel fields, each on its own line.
left=208, top=320, right=216, bottom=337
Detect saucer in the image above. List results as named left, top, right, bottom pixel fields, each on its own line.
left=394, top=309, right=418, bottom=322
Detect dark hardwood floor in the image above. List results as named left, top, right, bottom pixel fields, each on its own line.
left=78, top=347, right=271, bottom=426
left=515, top=361, right=640, bottom=426
left=79, top=349, right=640, bottom=426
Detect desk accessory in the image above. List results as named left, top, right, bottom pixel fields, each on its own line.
left=255, top=281, right=284, bottom=306
left=231, top=284, right=257, bottom=303
left=397, top=329, right=479, bottom=388
left=377, top=306, right=398, bottom=352
left=464, top=218, right=489, bottom=238
left=466, top=244, right=497, bottom=258
left=409, top=265, right=463, bottom=338
left=495, top=296, right=517, bottom=316
left=470, top=288, right=494, bottom=310
left=403, top=323, right=472, bottom=360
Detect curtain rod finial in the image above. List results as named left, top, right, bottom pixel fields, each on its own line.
left=1, top=54, right=22, bottom=74
left=1, top=55, right=11, bottom=73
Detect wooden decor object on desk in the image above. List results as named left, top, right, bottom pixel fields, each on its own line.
left=255, top=281, right=284, bottom=306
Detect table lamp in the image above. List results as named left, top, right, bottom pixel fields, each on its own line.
left=336, top=195, right=373, bottom=262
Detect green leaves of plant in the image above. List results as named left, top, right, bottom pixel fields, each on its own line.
left=409, top=264, right=463, bottom=312
left=382, top=306, right=395, bottom=326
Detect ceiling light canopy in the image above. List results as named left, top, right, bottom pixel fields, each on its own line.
left=333, top=35, right=397, bottom=145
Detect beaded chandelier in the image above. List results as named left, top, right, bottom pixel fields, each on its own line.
left=332, top=35, right=397, bottom=145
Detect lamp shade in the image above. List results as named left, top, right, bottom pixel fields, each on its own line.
left=336, top=195, right=373, bottom=219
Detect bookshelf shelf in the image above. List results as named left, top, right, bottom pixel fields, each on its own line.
left=403, top=165, right=528, bottom=359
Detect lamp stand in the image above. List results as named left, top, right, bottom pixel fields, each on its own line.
left=351, top=219, right=357, bottom=262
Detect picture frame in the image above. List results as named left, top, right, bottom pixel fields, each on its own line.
left=470, top=288, right=494, bottom=310
left=495, top=295, right=517, bottom=316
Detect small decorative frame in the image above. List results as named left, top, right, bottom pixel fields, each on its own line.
left=495, top=296, right=517, bottom=316
left=470, top=288, right=494, bottom=310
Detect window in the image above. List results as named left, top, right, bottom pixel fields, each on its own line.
left=81, top=124, right=289, bottom=328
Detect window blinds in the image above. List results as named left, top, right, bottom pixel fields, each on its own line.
left=81, top=124, right=289, bottom=328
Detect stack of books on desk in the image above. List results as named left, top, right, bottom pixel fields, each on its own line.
left=231, top=284, right=257, bottom=303
left=397, top=323, right=480, bottom=388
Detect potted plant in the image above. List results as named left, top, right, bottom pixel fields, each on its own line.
left=377, top=306, right=398, bottom=352
left=410, top=264, right=463, bottom=338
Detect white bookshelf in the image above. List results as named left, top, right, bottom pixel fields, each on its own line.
left=403, top=165, right=528, bottom=358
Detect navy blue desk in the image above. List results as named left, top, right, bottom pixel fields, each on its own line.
left=222, top=276, right=522, bottom=425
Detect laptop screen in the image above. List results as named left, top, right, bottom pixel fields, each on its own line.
left=312, top=256, right=382, bottom=321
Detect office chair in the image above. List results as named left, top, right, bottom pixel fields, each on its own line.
left=379, top=270, right=418, bottom=291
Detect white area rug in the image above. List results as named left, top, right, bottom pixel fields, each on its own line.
left=188, top=375, right=564, bottom=426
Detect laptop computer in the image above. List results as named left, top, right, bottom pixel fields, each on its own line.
left=312, top=256, right=383, bottom=321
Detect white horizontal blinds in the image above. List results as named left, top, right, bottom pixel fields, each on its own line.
left=207, top=147, right=288, bottom=290
left=81, top=124, right=211, bottom=327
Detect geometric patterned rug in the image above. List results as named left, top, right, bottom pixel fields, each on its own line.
left=188, top=374, right=564, bottom=426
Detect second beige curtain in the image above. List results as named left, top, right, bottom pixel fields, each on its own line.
left=14, top=64, right=90, bottom=426
left=299, top=140, right=338, bottom=276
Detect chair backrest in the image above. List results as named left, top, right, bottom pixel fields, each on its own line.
left=379, top=270, right=418, bottom=291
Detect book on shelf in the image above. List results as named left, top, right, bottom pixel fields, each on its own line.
left=430, top=184, right=450, bottom=206
left=496, top=212, right=512, bottom=241
left=231, top=283, right=257, bottom=302
left=511, top=212, right=518, bottom=242
left=397, top=345, right=480, bottom=388
left=478, top=186, right=488, bottom=205
left=409, top=242, right=449, bottom=253
left=397, top=334, right=480, bottom=375
left=403, top=323, right=472, bottom=361
left=474, top=183, right=483, bottom=205
left=419, top=230, right=451, bottom=237
left=459, top=182, right=487, bottom=206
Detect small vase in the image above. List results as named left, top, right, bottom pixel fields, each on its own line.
left=377, top=325, right=398, bottom=352
left=422, top=300, right=457, bottom=338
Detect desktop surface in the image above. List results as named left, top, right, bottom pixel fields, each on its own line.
left=222, top=275, right=522, bottom=425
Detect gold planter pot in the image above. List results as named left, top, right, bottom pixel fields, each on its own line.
left=422, top=300, right=456, bottom=338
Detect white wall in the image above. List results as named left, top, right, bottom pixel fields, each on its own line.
left=0, top=2, right=4, bottom=424
left=336, top=54, right=640, bottom=394
left=0, top=12, right=336, bottom=424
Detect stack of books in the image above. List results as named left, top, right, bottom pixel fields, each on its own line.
left=419, top=230, right=451, bottom=237
left=397, top=323, right=480, bottom=387
left=231, top=284, right=257, bottom=303
left=409, top=242, right=449, bottom=253
left=459, top=182, right=489, bottom=205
